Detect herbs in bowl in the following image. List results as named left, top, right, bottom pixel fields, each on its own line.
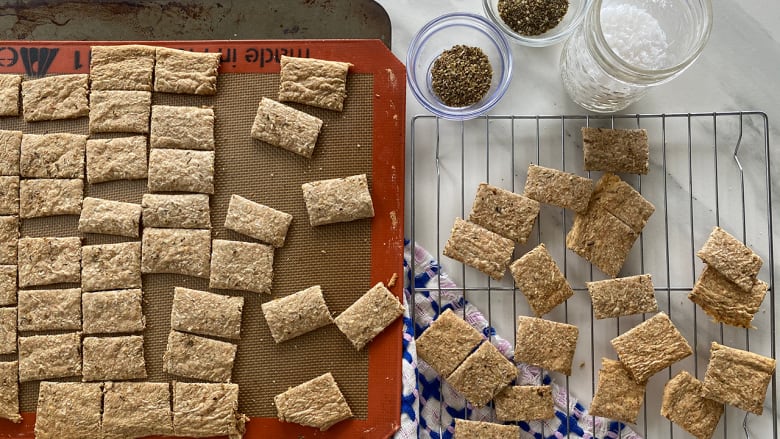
left=430, top=45, right=493, bottom=108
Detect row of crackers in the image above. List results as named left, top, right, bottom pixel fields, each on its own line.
left=3, top=42, right=347, bottom=122
left=27, top=380, right=246, bottom=439
left=434, top=127, right=775, bottom=438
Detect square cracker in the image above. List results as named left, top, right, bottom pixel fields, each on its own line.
left=587, top=274, right=658, bottom=319
left=334, top=282, right=404, bottom=350
left=494, top=385, right=554, bottom=421
left=662, top=370, right=723, bottom=439
left=224, top=194, right=292, bottom=247
left=142, top=193, right=211, bottom=229
left=17, top=236, right=81, bottom=287
left=447, top=342, right=517, bottom=408
left=251, top=97, right=323, bottom=158
left=103, top=381, right=173, bottom=439
left=0, top=361, right=21, bottom=423
left=154, top=47, right=221, bottom=95
left=697, top=226, right=763, bottom=292
left=261, top=285, right=332, bottom=343
left=209, top=239, right=273, bottom=294
left=582, top=127, right=649, bottom=175
left=689, top=265, right=767, bottom=328
left=171, top=287, right=244, bottom=340
left=0, top=265, right=16, bottom=305
left=566, top=207, right=638, bottom=278
left=611, top=312, right=692, bottom=383
left=443, top=217, right=514, bottom=280
left=454, top=419, right=520, bottom=439
left=0, top=216, right=17, bottom=264
left=81, top=242, right=142, bottom=292
left=163, top=330, right=237, bottom=382
left=0, top=130, right=22, bottom=175
left=523, top=164, right=593, bottom=213
left=82, top=335, right=147, bottom=381
left=147, top=149, right=215, bottom=194
left=173, top=382, right=247, bottom=439
left=19, top=178, right=83, bottom=218
left=141, top=228, right=211, bottom=278
left=415, top=308, right=484, bottom=377
left=78, top=197, right=141, bottom=238
left=86, top=136, right=148, bottom=184
left=302, top=174, right=374, bottom=225
left=35, top=382, right=102, bottom=439
left=209, top=239, right=274, bottom=294
left=515, top=316, right=579, bottom=375
left=18, top=288, right=81, bottom=331
left=589, top=358, right=646, bottom=424
left=18, top=332, right=82, bottom=382
left=82, top=289, right=145, bottom=334
left=510, top=243, right=574, bottom=317
left=468, top=182, right=539, bottom=244
left=0, top=75, right=21, bottom=116
left=22, top=74, right=89, bottom=121
left=90, top=44, right=156, bottom=91
left=589, top=173, right=655, bottom=233
left=274, top=372, right=352, bottom=431
left=279, top=55, right=352, bottom=111
left=150, top=105, right=215, bottom=150
left=0, top=176, right=19, bottom=215
left=702, top=342, right=776, bottom=415
left=20, top=133, right=86, bottom=178
left=89, top=90, right=152, bottom=133
left=0, top=307, right=15, bottom=355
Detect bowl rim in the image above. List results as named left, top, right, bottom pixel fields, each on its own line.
left=482, top=0, right=593, bottom=47
left=406, top=12, right=514, bottom=120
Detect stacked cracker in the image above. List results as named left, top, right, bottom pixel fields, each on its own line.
left=576, top=312, right=693, bottom=428
left=443, top=182, right=539, bottom=280
left=689, top=226, right=767, bottom=328
left=566, top=173, right=655, bottom=277
left=660, top=342, right=776, bottom=439
left=417, top=310, right=517, bottom=410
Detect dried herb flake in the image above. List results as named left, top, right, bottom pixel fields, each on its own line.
left=498, top=0, right=569, bottom=36
left=430, top=45, right=493, bottom=108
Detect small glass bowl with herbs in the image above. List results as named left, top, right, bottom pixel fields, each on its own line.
left=483, top=0, right=593, bottom=47
left=407, top=12, right=513, bottom=120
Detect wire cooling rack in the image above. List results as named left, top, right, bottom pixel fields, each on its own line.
left=409, top=112, right=777, bottom=438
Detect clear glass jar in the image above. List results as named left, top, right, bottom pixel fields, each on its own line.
left=560, top=0, right=713, bottom=113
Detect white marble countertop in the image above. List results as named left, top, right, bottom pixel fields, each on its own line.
left=378, top=0, right=780, bottom=437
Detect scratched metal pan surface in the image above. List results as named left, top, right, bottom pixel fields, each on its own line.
left=0, top=0, right=391, bottom=47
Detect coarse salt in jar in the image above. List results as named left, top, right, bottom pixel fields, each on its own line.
left=560, top=0, right=713, bottom=113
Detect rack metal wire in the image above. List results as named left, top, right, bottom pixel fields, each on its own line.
left=409, top=112, right=777, bottom=439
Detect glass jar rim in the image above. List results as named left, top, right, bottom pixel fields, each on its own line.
left=587, top=0, right=713, bottom=84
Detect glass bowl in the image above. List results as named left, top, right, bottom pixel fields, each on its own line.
left=483, top=0, right=593, bottom=47
left=406, top=12, right=513, bottom=120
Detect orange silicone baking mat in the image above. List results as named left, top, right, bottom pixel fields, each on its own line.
left=0, top=39, right=405, bottom=438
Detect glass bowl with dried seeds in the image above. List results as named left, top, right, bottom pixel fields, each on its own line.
left=483, top=0, right=593, bottom=47
left=407, top=12, right=513, bottom=120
